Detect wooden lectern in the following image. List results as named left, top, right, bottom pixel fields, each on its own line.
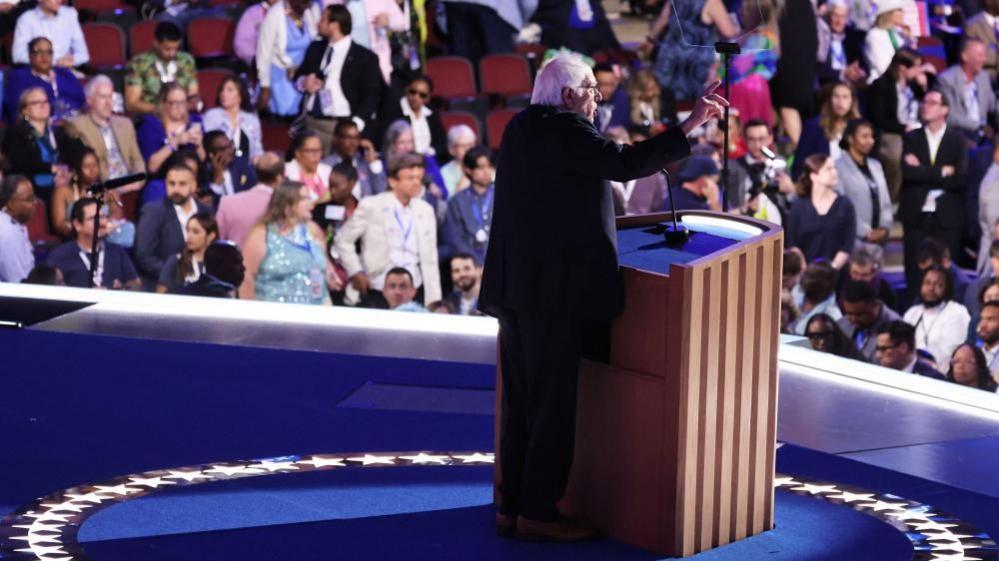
left=495, top=211, right=783, bottom=557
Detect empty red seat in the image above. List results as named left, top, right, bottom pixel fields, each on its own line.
left=425, top=56, right=477, bottom=100
left=83, top=22, right=127, bottom=67
left=479, top=54, right=532, bottom=99
left=440, top=110, right=482, bottom=144
left=261, top=119, right=291, bottom=153
left=129, top=20, right=156, bottom=57
left=486, top=109, right=518, bottom=151
left=187, top=17, right=236, bottom=58
left=197, top=69, right=233, bottom=109
left=26, top=199, right=59, bottom=245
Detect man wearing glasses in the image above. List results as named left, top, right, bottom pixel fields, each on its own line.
left=874, top=320, right=945, bottom=379
left=11, top=0, right=89, bottom=68
left=3, top=36, right=85, bottom=123
left=0, top=175, right=35, bottom=283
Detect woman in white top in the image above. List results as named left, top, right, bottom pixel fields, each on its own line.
left=902, top=265, right=972, bottom=369
left=864, top=0, right=913, bottom=83
left=201, top=76, right=263, bottom=165
left=284, top=129, right=332, bottom=203
left=439, top=124, right=476, bottom=195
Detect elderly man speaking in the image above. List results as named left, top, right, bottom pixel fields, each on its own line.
left=479, top=54, right=726, bottom=542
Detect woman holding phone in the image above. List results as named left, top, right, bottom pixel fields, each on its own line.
left=136, top=82, right=205, bottom=205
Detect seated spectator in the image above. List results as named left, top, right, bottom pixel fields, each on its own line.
left=137, top=83, right=205, bottom=205
left=627, top=70, right=665, bottom=133
left=382, top=75, right=447, bottom=160
left=334, top=152, right=441, bottom=308
left=902, top=265, right=972, bottom=368
left=285, top=130, right=331, bottom=203
left=976, top=300, right=999, bottom=372
left=837, top=279, right=901, bottom=362
left=0, top=175, right=36, bottom=283
left=946, top=343, right=998, bottom=391
left=383, top=120, right=446, bottom=208
left=217, top=152, right=285, bottom=246
left=202, top=131, right=256, bottom=207
left=256, top=0, right=320, bottom=116
left=783, top=247, right=805, bottom=291
left=325, top=160, right=360, bottom=224
left=2, top=87, right=81, bottom=207
left=792, top=82, right=859, bottom=178
left=321, top=119, right=387, bottom=197
left=835, top=246, right=898, bottom=311
left=125, top=22, right=198, bottom=116
left=134, top=163, right=213, bottom=287
left=68, top=76, right=146, bottom=190
left=441, top=146, right=494, bottom=264
left=4, top=37, right=85, bottom=123
left=593, top=62, right=630, bottom=133
left=965, top=0, right=999, bottom=82
left=46, top=198, right=141, bottom=289
left=234, top=0, right=280, bottom=66
left=976, top=147, right=999, bottom=274
left=804, top=313, right=862, bottom=360
left=868, top=48, right=926, bottom=198
left=786, top=154, right=856, bottom=268
left=51, top=147, right=135, bottom=248
left=611, top=127, right=668, bottom=215
left=937, top=38, right=995, bottom=142
left=864, top=0, right=913, bottom=83
left=967, top=239, right=999, bottom=319
left=780, top=288, right=800, bottom=334
left=22, top=264, right=64, bottom=285
left=156, top=212, right=218, bottom=293
left=240, top=180, right=338, bottom=304
left=202, top=76, right=264, bottom=169
left=176, top=241, right=246, bottom=298
left=835, top=119, right=893, bottom=250
left=428, top=300, right=456, bottom=314
left=815, top=0, right=867, bottom=87
left=665, top=156, right=722, bottom=212
left=438, top=124, right=476, bottom=196
left=874, top=320, right=946, bottom=379
left=445, top=252, right=481, bottom=316
left=916, top=237, right=971, bottom=305
left=11, top=0, right=88, bottom=68
left=384, top=266, right=427, bottom=312
left=328, top=0, right=407, bottom=83
left=791, top=260, right=842, bottom=334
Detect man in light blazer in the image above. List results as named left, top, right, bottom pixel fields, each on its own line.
left=217, top=152, right=284, bottom=247
left=334, top=152, right=441, bottom=308
left=963, top=0, right=999, bottom=82
left=68, top=75, right=145, bottom=183
left=936, top=38, right=997, bottom=141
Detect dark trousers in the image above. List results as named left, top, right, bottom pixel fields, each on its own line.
left=497, top=308, right=582, bottom=522
left=903, top=212, right=963, bottom=293
left=446, top=2, right=515, bottom=66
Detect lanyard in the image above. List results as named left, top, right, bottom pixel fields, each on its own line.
left=471, top=190, right=493, bottom=228
left=285, top=223, right=314, bottom=254
left=914, top=302, right=948, bottom=346
left=394, top=207, right=413, bottom=245
left=78, top=246, right=106, bottom=287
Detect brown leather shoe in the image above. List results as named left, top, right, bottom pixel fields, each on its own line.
left=496, top=513, right=517, bottom=538
left=515, top=515, right=599, bottom=542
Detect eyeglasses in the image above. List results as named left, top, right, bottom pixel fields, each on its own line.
left=407, top=89, right=430, bottom=100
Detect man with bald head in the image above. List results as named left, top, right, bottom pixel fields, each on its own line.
left=938, top=38, right=996, bottom=141
left=216, top=152, right=285, bottom=246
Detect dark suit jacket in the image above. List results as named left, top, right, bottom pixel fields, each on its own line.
left=2, top=121, right=83, bottom=178
left=898, top=126, right=968, bottom=229
left=202, top=156, right=257, bottom=208
left=294, top=39, right=384, bottom=125
left=912, top=360, right=945, bottom=380
left=792, top=118, right=830, bottom=179
left=134, top=197, right=213, bottom=281
left=868, top=73, right=927, bottom=135
left=816, top=28, right=865, bottom=86
left=479, top=105, right=690, bottom=321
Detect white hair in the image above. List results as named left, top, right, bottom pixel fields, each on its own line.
left=530, top=54, right=593, bottom=106
left=446, top=124, right=476, bottom=147
left=84, top=74, right=114, bottom=100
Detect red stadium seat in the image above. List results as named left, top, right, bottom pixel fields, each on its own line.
left=26, top=199, right=59, bottom=245
left=425, top=56, right=477, bottom=100
left=479, top=54, right=532, bottom=99
left=440, top=110, right=482, bottom=144
left=261, top=119, right=291, bottom=153
left=120, top=189, right=140, bottom=224
left=83, top=23, right=127, bottom=68
left=129, top=20, right=156, bottom=57
left=485, top=109, right=518, bottom=151
left=197, top=69, right=233, bottom=109
left=187, top=17, right=236, bottom=59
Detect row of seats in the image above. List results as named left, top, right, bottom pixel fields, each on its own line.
left=73, top=0, right=239, bottom=16
left=83, top=18, right=236, bottom=68
left=426, top=54, right=533, bottom=104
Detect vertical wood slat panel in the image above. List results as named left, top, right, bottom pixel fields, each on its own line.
left=676, top=266, right=702, bottom=557
left=697, top=263, right=722, bottom=551
left=714, top=258, right=735, bottom=546
left=734, top=249, right=757, bottom=540
left=762, top=238, right=783, bottom=530
left=751, top=243, right=777, bottom=533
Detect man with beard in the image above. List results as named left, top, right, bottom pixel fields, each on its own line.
left=47, top=198, right=140, bottom=289
left=134, top=164, right=213, bottom=288
left=446, top=252, right=481, bottom=316
left=0, top=175, right=36, bottom=283
left=902, top=265, right=972, bottom=369
left=837, top=279, right=900, bottom=362
left=976, top=301, right=999, bottom=373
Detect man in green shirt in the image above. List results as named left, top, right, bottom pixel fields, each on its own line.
left=125, top=21, right=199, bottom=115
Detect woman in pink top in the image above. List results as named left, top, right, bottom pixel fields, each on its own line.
left=284, top=130, right=331, bottom=203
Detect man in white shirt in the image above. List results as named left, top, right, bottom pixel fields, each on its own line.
left=11, top=0, right=88, bottom=67
left=0, top=175, right=36, bottom=283
left=902, top=264, right=972, bottom=368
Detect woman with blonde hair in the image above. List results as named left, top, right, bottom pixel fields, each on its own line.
left=864, top=0, right=912, bottom=82
left=792, top=82, right=860, bottom=177
left=627, top=69, right=663, bottom=131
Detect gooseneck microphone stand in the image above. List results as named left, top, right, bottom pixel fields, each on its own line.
left=661, top=167, right=689, bottom=246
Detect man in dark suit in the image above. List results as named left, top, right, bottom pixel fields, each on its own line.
left=202, top=131, right=256, bottom=208
left=294, top=4, right=384, bottom=155
left=815, top=1, right=867, bottom=86
left=134, top=163, right=213, bottom=288
left=478, top=55, right=725, bottom=541
left=899, top=90, right=968, bottom=293
left=874, top=320, right=945, bottom=379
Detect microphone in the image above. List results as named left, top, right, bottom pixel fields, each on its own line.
left=661, top=167, right=690, bottom=246
left=87, top=173, right=147, bottom=195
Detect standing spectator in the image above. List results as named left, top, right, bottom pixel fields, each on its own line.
left=234, top=0, right=280, bottom=66
left=804, top=313, right=862, bottom=359
left=334, top=152, right=441, bottom=307
left=792, top=83, right=859, bottom=178
left=136, top=83, right=205, bottom=205
left=328, top=0, right=407, bottom=84
left=256, top=0, right=320, bottom=116
left=903, top=265, right=972, bottom=367
left=874, top=320, right=946, bottom=378
left=11, top=0, right=88, bottom=67
left=68, top=76, right=146, bottom=186
left=836, top=246, right=898, bottom=311
left=964, top=0, right=999, bottom=82
left=786, top=154, right=856, bottom=268
left=836, top=119, right=893, bottom=251
left=899, top=90, right=967, bottom=291
left=125, top=22, right=199, bottom=116
left=293, top=4, right=383, bottom=153
left=791, top=261, right=843, bottom=335
left=667, top=155, right=722, bottom=212
left=383, top=266, right=426, bottom=311
left=868, top=48, right=928, bottom=200
left=975, top=300, right=999, bottom=372
left=610, top=126, right=669, bottom=216
left=627, top=70, right=665, bottom=132
left=441, top=146, right=494, bottom=264
left=837, top=279, right=902, bottom=362
left=593, top=63, right=630, bottom=133
left=156, top=212, right=218, bottom=292
left=202, top=76, right=264, bottom=168
left=946, top=344, right=998, bottom=391
left=134, top=164, right=213, bottom=287
left=0, top=176, right=36, bottom=283
left=217, top=152, right=285, bottom=246
left=202, top=131, right=256, bottom=206
left=441, top=0, right=523, bottom=66
left=816, top=0, right=867, bottom=87
left=3, top=37, right=85, bottom=123
left=382, top=75, right=447, bottom=160
left=438, top=125, right=477, bottom=196
left=240, top=181, right=338, bottom=304
left=936, top=38, right=996, bottom=142
left=721, top=0, right=778, bottom=127
left=864, top=0, right=913, bottom=83
left=321, top=119, right=387, bottom=197
left=284, top=130, right=331, bottom=203
left=46, top=198, right=141, bottom=289
left=732, top=120, right=796, bottom=222
left=446, top=252, right=481, bottom=315
left=770, top=0, right=818, bottom=144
